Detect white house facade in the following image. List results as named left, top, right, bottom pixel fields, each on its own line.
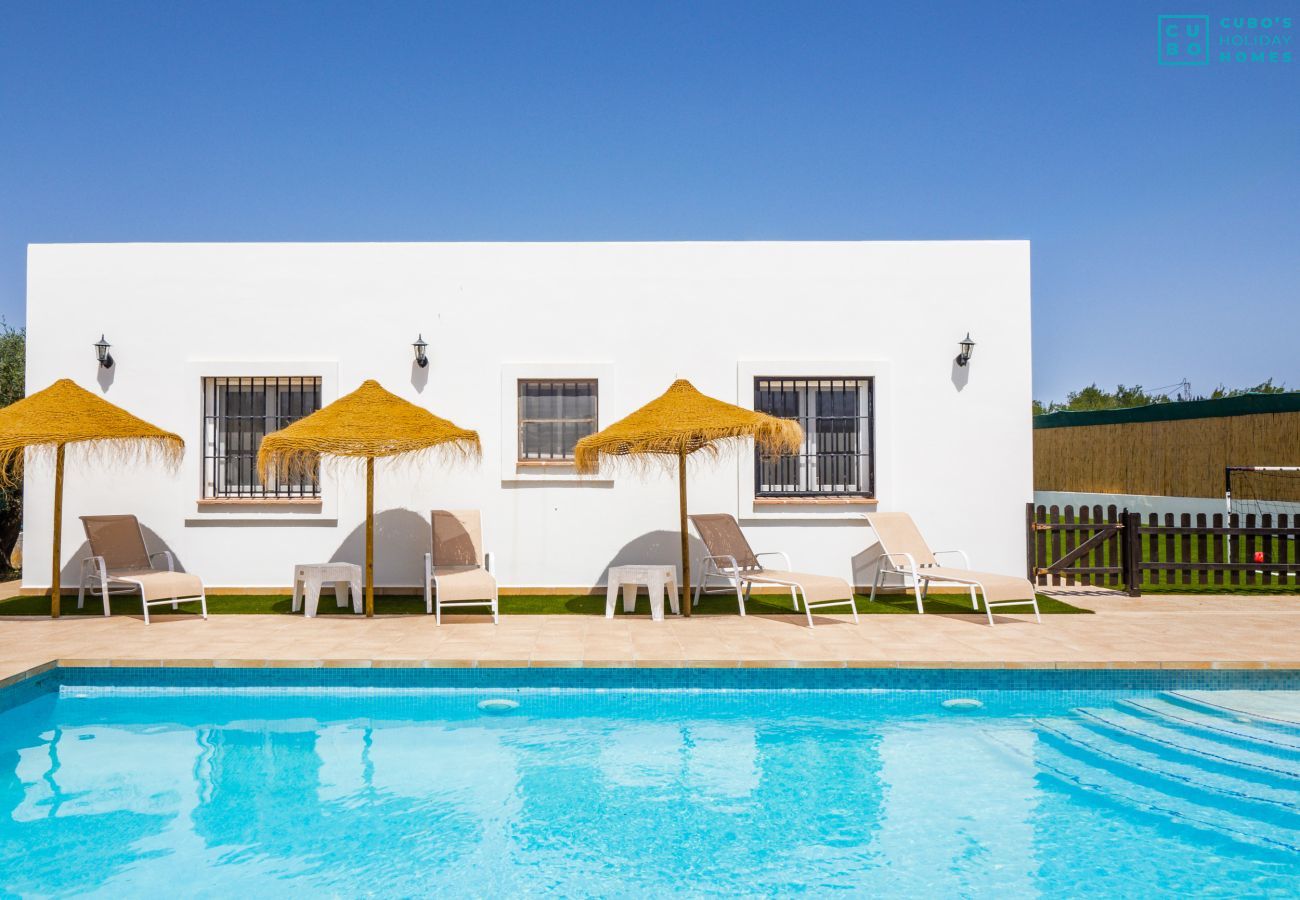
left=22, top=241, right=1033, bottom=593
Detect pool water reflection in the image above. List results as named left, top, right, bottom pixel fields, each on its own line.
left=1, top=687, right=1297, bottom=896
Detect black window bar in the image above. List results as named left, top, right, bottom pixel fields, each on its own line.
left=517, top=379, right=598, bottom=461
left=202, top=376, right=322, bottom=498
left=754, top=377, right=874, bottom=497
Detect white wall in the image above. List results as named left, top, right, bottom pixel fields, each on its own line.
left=24, top=241, right=1032, bottom=590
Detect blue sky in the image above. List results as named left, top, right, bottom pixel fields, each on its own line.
left=1, top=1, right=1295, bottom=402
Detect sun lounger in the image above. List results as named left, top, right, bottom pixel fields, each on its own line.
left=866, top=511, right=1040, bottom=625
left=689, top=513, right=858, bottom=627
left=77, top=515, right=207, bottom=624
left=424, top=509, right=499, bottom=625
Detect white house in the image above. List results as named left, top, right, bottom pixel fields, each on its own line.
left=22, top=241, right=1032, bottom=594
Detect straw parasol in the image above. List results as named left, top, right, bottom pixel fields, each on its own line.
left=258, top=379, right=480, bottom=617
left=0, top=379, right=184, bottom=617
left=574, top=379, right=802, bottom=615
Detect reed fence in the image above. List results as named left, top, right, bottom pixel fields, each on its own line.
left=1034, top=413, right=1300, bottom=499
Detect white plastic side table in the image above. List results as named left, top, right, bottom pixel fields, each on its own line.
left=605, top=564, right=680, bottom=621
left=292, top=562, right=363, bottom=617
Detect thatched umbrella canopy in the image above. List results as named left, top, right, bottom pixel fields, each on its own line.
left=258, top=379, right=480, bottom=617
left=574, top=379, right=801, bottom=615
left=0, top=379, right=184, bottom=617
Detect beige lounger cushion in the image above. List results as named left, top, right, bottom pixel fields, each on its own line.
left=864, top=512, right=939, bottom=566
left=81, top=515, right=153, bottom=569
left=432, top=510, right=483, bottom=567
left=431, top=566, right=496, bottom=604
left=743, top=569, right=854, bottom=605
left=107, top=568, right=204, bottom=604
left=81, top=514, right=206, bottom=605
left=429, top=511, right=494, bottom=604
left=688, top=514, right=761, bottom=569
left=690, top=512, right=853, bottom=606
left=913, top=567, right=1035, bottom=604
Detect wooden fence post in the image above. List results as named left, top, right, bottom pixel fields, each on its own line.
left=1025, top=501, right=1036, bottom=583
left=1122, top=510, right=1142, bottom=597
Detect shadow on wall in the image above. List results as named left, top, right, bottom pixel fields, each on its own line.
left=330, top=507, right=428, bottom=587
left=59, top=523, right=190, bottom=584
left=410, top=359, right=428, bottom=393
left=950, top=357, right=969, bottom=392
left=594, top=529, right=709, bottom=587
left=52, top=513, right=895, bottom=591
left=743, top=516, right=884, bottom=586
left=852, top=541, right=888, bottom=589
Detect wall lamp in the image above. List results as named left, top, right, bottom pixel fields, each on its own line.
left=955, top=333, right=975, bottom=367
left=94, top=334, right=114, bottom=369
left=412, top=334, right=428, bottom=368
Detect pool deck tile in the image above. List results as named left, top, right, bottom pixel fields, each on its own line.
left=2, top=592, right=1300, bottom=681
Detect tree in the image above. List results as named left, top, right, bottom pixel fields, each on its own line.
left=1034, top=379, right=1288, bottom=415
left=0, top=321, right=24, bottom=571
left=1208, top=378, right=1288, bottom=399
left=1035, top=382, right=1172, bottom=414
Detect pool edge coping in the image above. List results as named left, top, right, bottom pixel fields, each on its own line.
left=4, top=657, right=1300, bottom=694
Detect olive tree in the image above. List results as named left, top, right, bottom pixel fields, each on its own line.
left=0, top=321, right=24, bottom=570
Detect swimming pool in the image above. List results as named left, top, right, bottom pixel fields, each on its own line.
left=1, top=668, right=1298, bottom=896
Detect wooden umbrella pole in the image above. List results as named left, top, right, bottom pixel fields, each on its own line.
left=365, top=457, right=375, bottom=618
left=51, top=444, right=65, bottom=619
left=679, top=448, right=691, bottom=617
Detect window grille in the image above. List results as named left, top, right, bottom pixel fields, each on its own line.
left=202, top=377, right=322, bottom=498
left=754, top=377, right=874, bottom=497
left=518, top=379, right=598, bottom=461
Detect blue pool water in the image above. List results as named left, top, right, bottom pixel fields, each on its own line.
left=1, top=671, right=1299, bottom=897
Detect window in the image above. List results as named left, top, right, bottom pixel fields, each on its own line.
left=202, top=377, right=322, bottom=498
left=517, top=379, right=598, bottom=461
left=754, top=377, right=874, bottom=497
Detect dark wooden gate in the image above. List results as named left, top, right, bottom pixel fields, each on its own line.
left=1026, top=503, right=1138, bottom=596
left=1027, top=503, right=1300, bottom=596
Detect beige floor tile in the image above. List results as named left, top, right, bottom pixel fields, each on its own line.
left=2, top=598, right=1300, bottom=676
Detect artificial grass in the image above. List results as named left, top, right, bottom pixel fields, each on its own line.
left=0, top=591, right=1088, bottom=617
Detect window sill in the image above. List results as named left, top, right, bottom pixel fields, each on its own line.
left=752, top=497, right=878, bottom=506
left=196, top=498, right=323, bottom=507
left=515, top=460, right=577, bottom=468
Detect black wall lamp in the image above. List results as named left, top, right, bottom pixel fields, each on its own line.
left=94, top=334, right=114, bottom=369
left=412, top=334, right=428, bottom=368
left=955, top=333, right=975, bottom=367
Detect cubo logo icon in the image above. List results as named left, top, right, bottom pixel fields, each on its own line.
left=1158, top=14, right=1210, bottom=64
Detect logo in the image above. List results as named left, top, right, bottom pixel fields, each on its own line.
left=1158, top=14, right=1210, bottom=64
left=1158, top=14, right=1294, bottom=64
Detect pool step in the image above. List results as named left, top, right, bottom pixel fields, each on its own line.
left=1164, top=691, right=1300, bottom=733
left=1074, top=708, right=1300, bottom=785
left=1032, top=738, right=1300, bottom=856
left=1036, top=720, right=1300, bottom=825
left=1118, top=697, right=1300, bottom=761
